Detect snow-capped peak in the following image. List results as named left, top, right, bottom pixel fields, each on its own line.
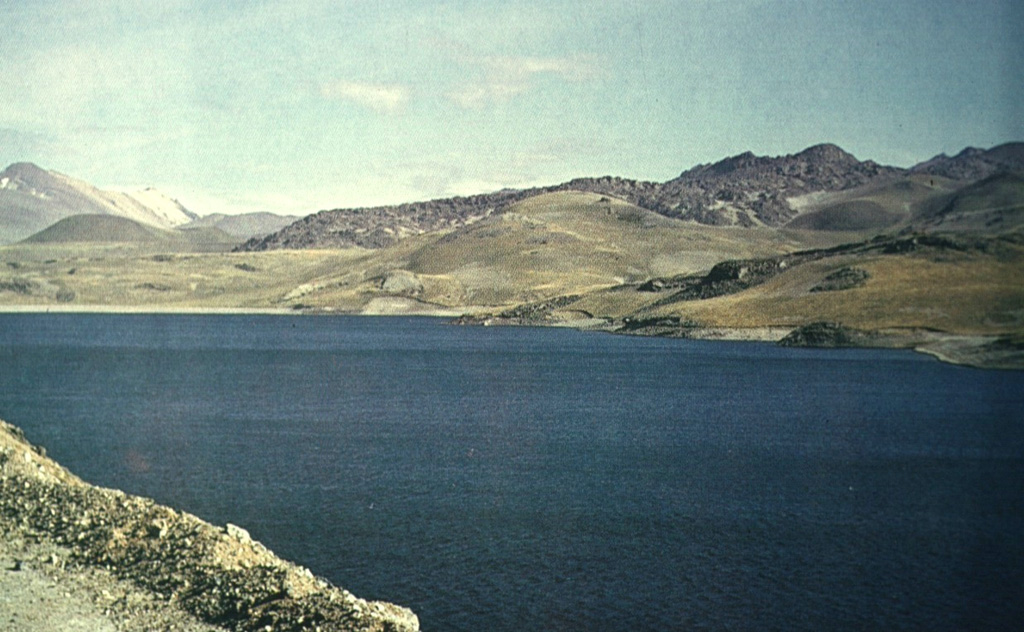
left=0, top=161, right=200, bottom=231
left=123, top=188, right=198, bottom=226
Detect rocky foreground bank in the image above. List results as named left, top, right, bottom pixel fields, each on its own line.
left=0, top=419, right=419, bottom=632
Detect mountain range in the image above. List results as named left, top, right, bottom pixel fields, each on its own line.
left=180, top=212, right=301, bottom=240
left=1, top=142, right=1022, bottom=368
left=241, top=142, right=1024, bottom=251
left=0, top=163, right=297, bottom=244
left=0, top=162, right=196, bottom=243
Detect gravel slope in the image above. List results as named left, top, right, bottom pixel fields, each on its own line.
left=0, top=419, right=419, bottom=632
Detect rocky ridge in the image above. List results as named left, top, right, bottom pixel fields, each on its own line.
left=240, top=143, right=1023, bottom=252
left=0, top=419, right=419, bottom=632
left=778, top=321, right=877, bottom=347
left=241, top=189, right=531, bottom=251
left=621, top=143, right=900, bottom=225
left=909, top=142, right=1024, bottom=181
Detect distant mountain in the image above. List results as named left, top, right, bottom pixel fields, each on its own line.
left=0, top=162, right=198, bottom=244
left=181, top=212, right=301, bottom=240
left=559, top=143, right=902, bottom=226
left=910, top=142, right=1024, bottom=181
left=21, top=214, right=177, bottom=244
left=122, top=188, right=198, bottom=227
left=21, top=214, right=237, bottom=249
left=245, top=143, right=1019, bottom=252
left=7, top=143, right=1021, bottom=255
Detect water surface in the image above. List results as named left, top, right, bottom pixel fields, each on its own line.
left=1, top=314, right=1022, bottom=631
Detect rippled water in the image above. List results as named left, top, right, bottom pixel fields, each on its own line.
left=1, top=314, right=1022, bottom=631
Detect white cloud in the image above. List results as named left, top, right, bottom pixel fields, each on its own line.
left=485, top=55, right=602, bottom=82
left=447, top=54, right=602, bottom=108
left=447, top=82, right=528, bottom=109
left=320, top=81, right=410, bottom=114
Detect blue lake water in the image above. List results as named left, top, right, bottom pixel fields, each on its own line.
left=1, top=313, right=1023, bottom=631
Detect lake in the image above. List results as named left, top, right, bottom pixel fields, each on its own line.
left=1, top=314, right=1022, bottom=631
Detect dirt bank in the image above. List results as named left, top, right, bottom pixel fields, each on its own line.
left=0, top=419, right=419, bottom=632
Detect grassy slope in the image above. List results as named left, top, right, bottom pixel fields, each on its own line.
left=397, top=191, right=816, bottom=305
left=785, top=174, right=957, bottom=232
left=570, top=242, right=1024, bottom=336
left=0, top=247, right=371, bottom=309
left=21, top=214, right=239, bottom=250
left=156, top=190, right=835, bottom=313
left=1, top=189, right=1022, bottom=342
left=915, top=172, right=1024, bottom=233
left=0, top=191, right=818, bottom=312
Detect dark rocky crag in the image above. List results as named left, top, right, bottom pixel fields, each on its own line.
left=0, top=419, right=419, bottom=632
left=622, top=143, right=900, bottom=225
left=240, top=144, right=902, bottom=250
left=909, top=142, right=1024, bottom=182
left=778, top=321, right=876, bottom=347
left=239, top=143, right=1023, bottom=252
left=809, top=267, right=870, bottom=292
left=241, top=189, right=531, bottom=251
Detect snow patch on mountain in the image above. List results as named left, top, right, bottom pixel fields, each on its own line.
left=0, top=162, right=202, bottom=242
left=122, top=188, right=198, bottom=226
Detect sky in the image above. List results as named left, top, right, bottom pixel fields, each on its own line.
left=1, top=0, right=1021, bottom=217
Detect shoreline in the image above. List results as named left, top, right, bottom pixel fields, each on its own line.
left=1, top=304, right=1021, bottom=370
left=454, top=314, right=1024, bottom=370
left=0, top=419, right=420, bottom=632
left=0, top=304, right=297, bottom=315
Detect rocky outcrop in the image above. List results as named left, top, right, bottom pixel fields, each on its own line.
left=809, top=267, right=870, bottom=292
left=614, top=315, right=702, bottom=337
left=379, top=270, right=424, bottom=297
left=778, top=322, right=872, bottom=347
left=0, top=419, right=419, bottom=632
left=643, top=143, right=899, bottom=225
left=452, top=294, right=586, bottom=326
left=910, top=142, right=1024, bottom=182
left=638, top=231, right=1021, bottom=309
left=238, top=143, right=917, bottom=251
left=778, top=325, right=1024, bottom=369
left=543, top=144, right=899, bottom=226
left=915, top=334, right=1024, bottom=370
left=643, top=257, right=795, bottom=307
left=240, top=190, right=530, bottom=251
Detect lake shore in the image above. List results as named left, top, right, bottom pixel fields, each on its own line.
left=2, top=304, right=1021, bottom=369
left=454, top=312, right=1024, bottom=370
left=0, top=419, right=419, bottom=632
left=0, top=304, right=296, bottom=315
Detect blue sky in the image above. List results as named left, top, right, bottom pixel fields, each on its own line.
left=1, top=0, right=1021, bottom=216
